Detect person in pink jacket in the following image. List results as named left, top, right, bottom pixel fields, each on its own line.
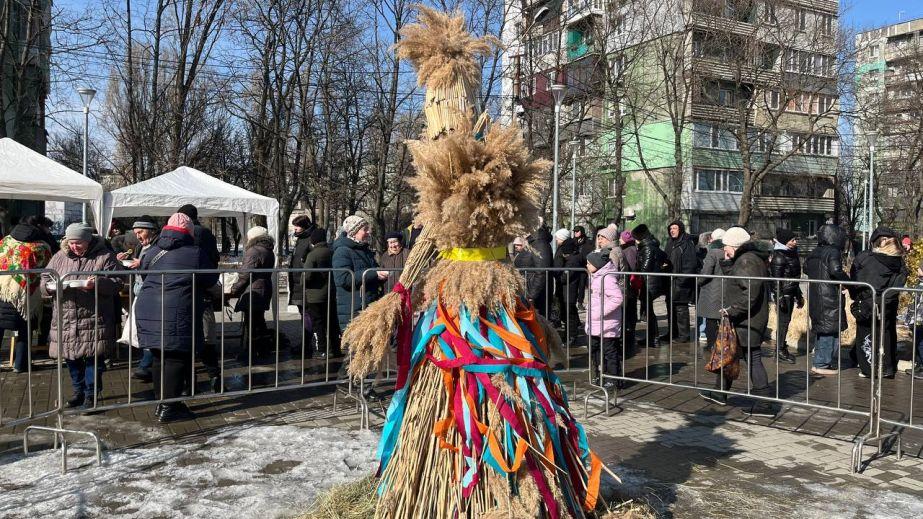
left=585, top=250, right=624, bottom=389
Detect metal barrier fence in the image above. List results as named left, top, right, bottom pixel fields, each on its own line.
left=853, top=286, right=923, bottom=471
left=5, top=260, right=919, bottom=474
left=1, top=266, right=366, bottom=472
left=0, top=269, right=102, bottom=472
left=581, top=270, right=883, bottom=471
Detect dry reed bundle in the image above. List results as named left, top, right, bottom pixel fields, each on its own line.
left=408, top=122, right=549, bottom=251
left=345, top=225, right=438, bottom=381
left=394, top=7, right=499, bottom=138
left=767, top=292, right=858, bottom=348
left=419, top=259, right=523, bottom=312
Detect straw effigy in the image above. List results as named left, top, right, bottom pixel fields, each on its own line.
left=342, top=7, right=610, bottom=519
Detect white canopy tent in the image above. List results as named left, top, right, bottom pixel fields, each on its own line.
left=0, top=137, right=104, bottom=228
left=101, top=166, right=280, bottom=250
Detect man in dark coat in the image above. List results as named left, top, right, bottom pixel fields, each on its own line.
left=699, top=227, right=775, bottom=417
left=529, top=226, right=555, bottom=319
left=513, top=236, right=545, bottom=311
left=332, top=215, right=386, bottom=332
left=663, top=220, right=698, bottom=342
left=177, top=204, right=220, bottom=267
left=228, top=226, right=277, bottom=359
left=135, top=213, right=218, bottom=422
left=769, top=228, right=803, bottom=364
left=302, top=228, right=340, bottom=358
left=850, top=227, right=908, bottom=378
left=573, top=226, right=594, bottom=310
left=287, top=215, right=316, bottom=309
left=804, top=224, right=849, bottom=375
left=553, top=229, right=585, bottom=338
left=632, top=224, right=668, bottom=346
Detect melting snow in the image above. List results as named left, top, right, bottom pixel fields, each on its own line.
left=0, top=425, right=378, bottom=518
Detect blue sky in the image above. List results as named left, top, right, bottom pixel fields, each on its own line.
left=843, top=0, right=923, bottom=30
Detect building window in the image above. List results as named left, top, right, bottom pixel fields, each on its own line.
left=614, top=15, right=625, bottom=34
left=765, top=90, right=780, bottom=110
left=762, top=1, right=777, bottom=24
left=821, top=14, right=834, bottom=36
left=792, top=134, right=837, bottom=156
left=607, top=178, right=618, bottom=198
left=696, top=169, right=744, bottom=193
left=693, top=123, right=739, bottom=150
left=798, top=8, right=807, bottom=32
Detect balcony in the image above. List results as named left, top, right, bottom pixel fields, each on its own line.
left=754, top=195, right=834, bottom=213
left=565, top=0, right=603, bottom=27
left=691, top=103, right=754, bottom=125
left=692, top=56, right=781, bottom=86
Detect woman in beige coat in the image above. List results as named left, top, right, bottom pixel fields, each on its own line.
left=42, top=223, right=122, bottom=409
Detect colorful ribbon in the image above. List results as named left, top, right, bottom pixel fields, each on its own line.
left=376, top=295, right=602, bottom=517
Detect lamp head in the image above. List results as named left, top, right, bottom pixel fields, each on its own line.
left=77, top=87, right=97, bottom=108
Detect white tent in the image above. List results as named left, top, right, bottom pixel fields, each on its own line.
left=102, top=166, right=280, bottom=249
left=0, top=137, right=104, bottom=228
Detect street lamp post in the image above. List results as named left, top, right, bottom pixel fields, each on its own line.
left=550, top=83, right=566, bottom=250
left=77, top=87, right=96, bottom=224
left=867, top=132, right=878, bottom=241
left=569, top=139, right=579, bottom=229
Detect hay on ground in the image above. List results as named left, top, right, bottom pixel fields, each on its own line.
left=298, top=475, right=377, bottom=519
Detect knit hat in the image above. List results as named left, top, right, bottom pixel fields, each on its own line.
left=775, top=228, right=795, bottom=245
left=132, top=216, right=158, bottom=231
left=596, top=227, right=618, bottom=243
left=343, top=215, right=369, bottom=238
left=586, top=251, right=609, bottom=270
left=165, top=213, right=194, bottom=235
left=247, top=226, right=269, bottom=241
left=512, top=236, right=526, bottom=246
left=64, top=222, right=92, bottom=242
left=619, top=230, right=634, bottom=244
left=573, top=225, right=586, bottom=236
left=722, top=227, right=750, bottom=248
left=309, top=228, right=327, bottom=245
left=554, top=229, right=571, bottom=241
left=176, top=204, right=198, bottom=221
left=711, top=228, right=726, bottom=241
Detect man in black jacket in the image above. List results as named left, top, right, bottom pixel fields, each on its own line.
left=804, top=224, right=849, bottom=375
left=529, top=226, right=555, bottom=319
left=513, top=236, right=546, bottom=311
left=769, top=228, right=803, bottom=364
left=632, top=224, right=668, bottom=346
left=573, top=226, right=594, bottom=311
left=302, top=228, right=340, bottom=359
left=553, top=229, right=585, bottom=337
left=663, top=220, right=698, bottom=342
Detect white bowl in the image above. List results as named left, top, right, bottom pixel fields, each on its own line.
left=65, top=279, right=91, bottom=289
left=122, top=260, right=134, bottom=267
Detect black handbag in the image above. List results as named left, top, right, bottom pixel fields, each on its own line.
left=850, top=298, right=874, bottom=322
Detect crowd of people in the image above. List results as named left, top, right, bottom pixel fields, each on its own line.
left=510, top=221, right=923, bottom=418
left=1, top=208, right=921, bottom=423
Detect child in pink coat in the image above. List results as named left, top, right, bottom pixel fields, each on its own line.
left=585, top=250, right=624, bottom=389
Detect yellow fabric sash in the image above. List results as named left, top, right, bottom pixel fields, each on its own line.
left=439, top=246, right=508, bottom=262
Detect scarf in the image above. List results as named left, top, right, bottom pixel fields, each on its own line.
left=0, top=235, right=52, bottom=319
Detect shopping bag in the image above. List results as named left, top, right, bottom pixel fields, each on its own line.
left=117, top=300, right=140, bottom=348
left=705, top=316, right=740, bottom=380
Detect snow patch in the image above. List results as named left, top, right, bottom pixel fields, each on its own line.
left=0, top=425, right=379, bottom=518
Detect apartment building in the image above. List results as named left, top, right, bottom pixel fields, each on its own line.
left=502, top=0, right=840, bottom=239
left=855, top=18, right=923, bottom=235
